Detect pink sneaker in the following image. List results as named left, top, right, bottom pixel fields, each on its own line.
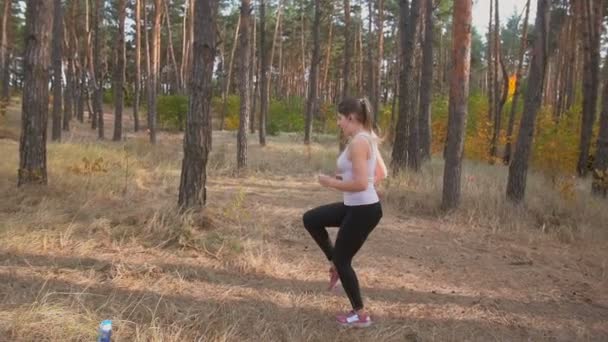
left=336, top=310, right=372, bottom=328
left=328, top=266, right=340, bottom=291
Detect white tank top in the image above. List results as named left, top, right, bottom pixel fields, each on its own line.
left=337, top=132, right=380, bottom=206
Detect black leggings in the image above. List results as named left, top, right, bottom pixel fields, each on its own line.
left=302, top=202, right=382, bottom=310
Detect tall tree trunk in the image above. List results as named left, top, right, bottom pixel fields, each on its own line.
left=305, top=0, right=321, bottom=145
left=358, top=21, right=364, bottom=95
left=342, top=0, right=351, bottom=97
left=506, top=0, right=549, bottom=203
left=577, top=0, right=602, bottom=177
left=268, top=0, right=282, bottom=100
left=19, top=0, right=54, bottom=186
left=164, top=0, right=181, bottom=93
left=249, top=11, right=256, bottom=133
left=133, top=0, right=141, bottom=132
left=322, top=18, right=333, bottom=100
left=178, top=0, right=217, bottom=208
left=113, top=0, right=126, bottom=141
left=592, top=53, right=608, bottom=196
left=391, top=0, right=415, bottom=172
left=504, top=0, right=530, bottom=165
left=93, top=0, right=105, bottom=139
left=441, top=0, right=472, bottom=211
left=406, top=0, right=422, bottom=171
left=51, top=0, right=63, bottom=142
left=220, top=15, right=240, bottom=131
left=63, top=56, right=74, bottom=132
left=374, top=0, right=384, bottom=123
left=0, top=0, right=12, bottom=115
left=180, top=0, right=189, bottom=92
left=259, top=0, right=268, bottom=146
left=147, top=0, right=162, bottom=144
left=366, top=0, right=374, bottom=105
left=487, top=0, right=494, bottom=122
left=418, top=0, right=433, bottom=160
left=300, top=0, right=307, bottom=99
left=237, top=0, right=251, bottom=172
left=490, top=0, right=505, bottom=162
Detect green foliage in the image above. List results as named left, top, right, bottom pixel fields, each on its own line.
left=268, top=97, right=305, bottom=136
left=157, top=95, right=188, bottom=131
left=212, top=95, right=240, bottom=130
left=103, top=88, right=134, bottom=107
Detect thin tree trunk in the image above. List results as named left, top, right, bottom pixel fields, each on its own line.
left=322, top=18, right=333, bottom=100
left=342, top=0, right=351, bottom=97
left=592, top=53, right=608, bottom=196
left=62, top=48, right=75, bottom=131
left=51, top=0, right=63, bottom=142
left=305, top=0, right=321, bottom=145
left=178, top=0, right=217, bottom=208
left=374, top=0, right=384, bottom=122
left=406, top=0, right=422, bottom=171
left=259, top=0, right=268, bottom=145
left=506, top=0, right=549, bottom=203
left=268, top=0, right=282, bottom=101
left=487, top=0, right=494, bottom=122
left=164, top=0, right=181, bottom=93
left=93, top=0, right=105, bottom=139
left=504, top=0, right=530, bottom=165
left=441, top=0, right=472, bottom=211
left=220, top=15, right=240, bottom=130
left=237, top=0, right=251, bottom=172
left=19, top=0, right=54, bottom=186
left=419, top=0, right=433, bottom=160
left=367, top=0, right=374, bottom=105
left=249, top=11, right=257, bottom=134
left=577, top=0, right=602, bottom=177
left=147, top=0, right=162, bottom=144
left=490, top=0, right=505, bottom=162
left=133, top=0, right=141, bottom=132
left=0, top=0, right=12, bottom=114
left=113, top=0, right=126, bottom=141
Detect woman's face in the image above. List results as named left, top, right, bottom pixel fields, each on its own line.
left=337, top=113, right=356, bottom=136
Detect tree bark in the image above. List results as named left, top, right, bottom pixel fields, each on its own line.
left=133, top=0, right=141, bottom=132
left=19, top=0, right=54, bottom=186
left=178, top=0, right=217, bottom=208
left=342, top=0, right=351, bottom=97
left=0, top=0, right=12, bottom=114
left=220, top=15, right=240, bottom=131
left=373, top=0, right=384, bottom=123
left=147, top=0, right=162, bottom=144
left=504, top=0, right=530, bottom=165
left=164, top=0, right=181, bottom=93
left=237, top=0, right=251, bottom=171
left=418, top=0, right=433, bottom=160
left=406, top=0, right=422, bottom=171
left=506, top=0, right=549, bottom=203
left=305, top=0, right=321, bottom=145
left=51, top=0, right=63, bottom=142
left=93, top=0, right=105, bottom=139
left=259, top=0, right=268, bottom=146
left=441, top=0, right=472, bottom=211
left=577, top=0, right=602, bottom=177
left=592, top=53, right=608, bottom=196
left=113, top=0, right=126, bottom=141
left=391, top=0, right=415, bottom=172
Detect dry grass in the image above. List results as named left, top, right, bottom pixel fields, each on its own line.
left=1, top=102, right=607, bottom=341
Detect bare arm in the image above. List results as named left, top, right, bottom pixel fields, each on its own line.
left=319, top=137, right=369, bottom=192
left=374, top=148, right=387, bottom=184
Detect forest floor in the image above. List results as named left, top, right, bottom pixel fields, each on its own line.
left=1, top=101, right=607, bottom=341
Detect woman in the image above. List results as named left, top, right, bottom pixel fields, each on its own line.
left=302, top=97, right=387, bottom=328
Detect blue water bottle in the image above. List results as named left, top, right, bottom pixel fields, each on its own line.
left=97, top=320, right=112, bottom=342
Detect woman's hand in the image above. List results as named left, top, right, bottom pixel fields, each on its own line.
left=318, top=174, right=335, bottom=188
